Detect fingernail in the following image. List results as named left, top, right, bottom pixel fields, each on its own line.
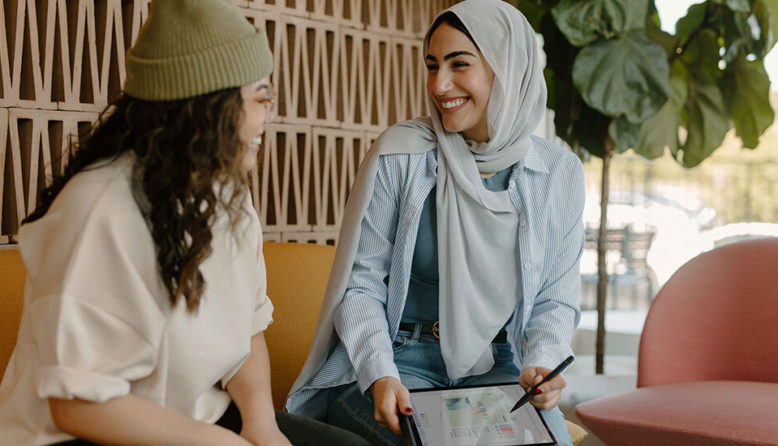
left=534, top=389, right=543, bottom=395
left=406, top=408, right=413, bottom=414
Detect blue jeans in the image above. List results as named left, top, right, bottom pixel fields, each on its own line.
left=326, top=327, right=573, bottom=445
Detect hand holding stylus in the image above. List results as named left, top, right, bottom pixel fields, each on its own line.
left=513, top=355, right=574, bottom=412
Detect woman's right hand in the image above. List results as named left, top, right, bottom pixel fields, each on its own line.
left=370, top=377, right=413, bottom=435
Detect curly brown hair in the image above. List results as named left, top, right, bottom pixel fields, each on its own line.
left=24, top=88, right=250, bottom=312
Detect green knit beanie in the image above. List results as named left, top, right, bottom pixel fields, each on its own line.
left=124, top=0, right=273, bottom=101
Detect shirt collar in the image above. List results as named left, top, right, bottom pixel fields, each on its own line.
left=513, top=140, right=549, bottom=177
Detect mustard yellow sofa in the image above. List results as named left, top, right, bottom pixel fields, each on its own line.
left=0, top=243, right=585, bottom=444
left=0, top=248, right=25, bottom=376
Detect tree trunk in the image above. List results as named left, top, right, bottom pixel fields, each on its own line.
left=595, top=141, right=613, bottom=374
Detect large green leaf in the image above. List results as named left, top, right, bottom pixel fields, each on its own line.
left=721, top=5, right=760, bottom=60
left=683, top=29, right=722, bottom=82
left=608, top=115, right=641, bottom=152
left=572, top=31, right=670, bottom=122
left=551, top=0, right=649, bottom=47
left=767, top=0, right=778, bottom=49
left=635, top=74, right=688, bottom=159
left=680, top=73, right=729, bottom=167
left=755, top=0, right=778, bottom=53
left=721, top=56, right=775, bottom=148
left=646, top=1, right=661, bottom=27
left=676, top=3, right=708, bottom=44
left=552, top=0, right=609, bottom=46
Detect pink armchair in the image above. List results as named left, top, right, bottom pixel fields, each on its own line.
left=575, top=238, right=778, bottom=445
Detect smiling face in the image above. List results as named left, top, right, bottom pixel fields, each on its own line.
left=426, top=23, right=495, bottom=143
left=239, top=77, right=273, bottom=171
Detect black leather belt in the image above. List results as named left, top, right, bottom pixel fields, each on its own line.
left=398, top=321, right=508, bottom=344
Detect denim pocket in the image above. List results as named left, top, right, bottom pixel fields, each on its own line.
left=392, top=335, right=409, bottom=354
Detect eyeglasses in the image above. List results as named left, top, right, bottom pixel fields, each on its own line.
left=258, top=89, right=276, bottom=112
left=258, top=89, right=276, bottom=123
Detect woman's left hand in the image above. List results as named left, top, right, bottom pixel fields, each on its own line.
left=518, top=367, right=566, bottom=410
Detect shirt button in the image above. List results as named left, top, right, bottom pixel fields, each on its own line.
left=520, top=219, right=527, bottom=226
left=523, top=262, right=531, bottom=270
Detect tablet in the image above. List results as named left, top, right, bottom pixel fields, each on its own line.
left=401, top=383, right=556, bottom=446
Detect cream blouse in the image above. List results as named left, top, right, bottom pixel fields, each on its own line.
left=0, top=154, right=274, bottom=445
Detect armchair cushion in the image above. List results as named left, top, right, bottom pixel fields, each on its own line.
left=576, top=380, right=778, bottom=445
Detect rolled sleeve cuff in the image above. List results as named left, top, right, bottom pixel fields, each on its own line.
left=522, top=348, right=574, bottom=373
left=251, top=296, right=274, bottom=335
left=37, top=365, right=130, bottom=403
left=356, top=354, right=400, bottom=394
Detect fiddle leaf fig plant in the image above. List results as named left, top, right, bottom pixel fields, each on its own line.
left=514, top=0, right=777, bottom=373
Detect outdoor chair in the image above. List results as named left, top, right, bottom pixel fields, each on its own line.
left=581, top=225, right=656, bottom=310
left=575, top=238, right=778, bottom=445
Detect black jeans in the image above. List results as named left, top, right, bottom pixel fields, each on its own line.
left=53, top=403, right=371, bottom=446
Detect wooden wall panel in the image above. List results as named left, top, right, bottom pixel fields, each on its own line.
left=0, top=0, right=453, bottom=244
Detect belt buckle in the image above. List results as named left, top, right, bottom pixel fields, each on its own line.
left=432, top=320, right=440, bottom=339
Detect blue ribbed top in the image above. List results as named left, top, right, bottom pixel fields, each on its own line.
left=401, top=165, right=514, bottom=323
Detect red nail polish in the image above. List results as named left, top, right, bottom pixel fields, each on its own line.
left=406, top=408, right=413, bottom=414
left=534, top=389, right=543, bottom=395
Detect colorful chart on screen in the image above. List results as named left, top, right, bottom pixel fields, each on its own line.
left=407, top=384, right=555, bottom=446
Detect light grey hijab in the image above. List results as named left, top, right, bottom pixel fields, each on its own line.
left=428, top=0, right=547, bottom=379
left=290, top=0, right=548, bottom=393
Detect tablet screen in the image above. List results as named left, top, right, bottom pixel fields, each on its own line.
left=407, top=383, right=555, bottom=446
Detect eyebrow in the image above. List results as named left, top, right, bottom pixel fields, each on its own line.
left=255, top=83, right=271, bottom=93
left=425, top=50, right=478, bottom=62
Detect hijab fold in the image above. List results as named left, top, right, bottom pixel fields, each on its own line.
left=290, top=0, right=548, bottom=390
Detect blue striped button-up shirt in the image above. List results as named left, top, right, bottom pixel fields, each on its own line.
left=286, top=135, right=584, bottom=418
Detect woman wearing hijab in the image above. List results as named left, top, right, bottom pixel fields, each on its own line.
left=287, top=1, right=582, bottom=445
left=0, top=1, right=371, bottom=445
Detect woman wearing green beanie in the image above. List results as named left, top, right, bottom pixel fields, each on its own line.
left=0, top=1, right=369, bottom=445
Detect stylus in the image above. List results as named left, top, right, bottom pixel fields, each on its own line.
left=510, top=355, right=574, bottom=413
